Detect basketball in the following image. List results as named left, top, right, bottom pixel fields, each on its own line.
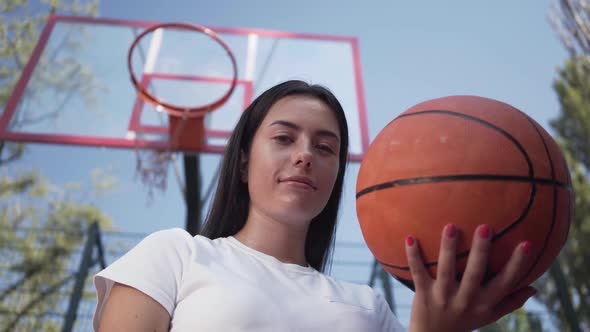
left=356, top=95, right=573, bottom=290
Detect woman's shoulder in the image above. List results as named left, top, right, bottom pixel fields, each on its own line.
left=139, top=229, right=236, bottom=259
left=143, top=227, right=193, bottom=243
left=138, top=228, right=216, bottom=249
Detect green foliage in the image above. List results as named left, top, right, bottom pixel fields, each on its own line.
left=1, top=0, right=102, bottom=164
left=91, top=167, right=120, bottom=197
left=492, top=56, right=590, bottom=332
left=0, top=170, right=36, bottom=196
left=0, top=0, right=108, bottom=330
left=551, top=59, right=590, bottom=170
left=491, top=2, right=590, bottom=327
left=480, top=309, right=544, bottom=332
left=0, top=168, right=115, bottom=330
left=475, top=3, right=590, bottom=331
left=476, top=56, right=590, bottom=331
left=530, top=133, right=590, bottom=331
left=0, top=0, right=99, bottom=100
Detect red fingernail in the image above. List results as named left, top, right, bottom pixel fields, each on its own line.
left=406, top=235, right=415, bottom=246
left=521, top=241, right=532, bottom=254
left=479, top=224, right=490, bottom=239
left=445, top=224, right=456, bottom=239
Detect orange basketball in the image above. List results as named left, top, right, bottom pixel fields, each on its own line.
left=356, top=95, right=573, bottom=290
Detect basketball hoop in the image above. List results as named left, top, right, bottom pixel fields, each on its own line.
left=127, top=22, right=238, bottom=150
left=128, top=22, right=238, bottom=198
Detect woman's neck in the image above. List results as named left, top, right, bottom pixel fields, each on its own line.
left=234, top=207, right=309, bottom=267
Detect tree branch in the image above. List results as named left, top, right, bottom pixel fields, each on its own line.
left=0, top=142, right=24, bottom=167
left=0, top=247, right=67, bottom=303
left=2, top=273, right=75, bottom=332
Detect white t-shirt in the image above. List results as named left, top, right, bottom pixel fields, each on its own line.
left=93, top=228, right=406, bottom=331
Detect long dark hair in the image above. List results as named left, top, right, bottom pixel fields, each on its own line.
left=200, top=80, right=349, bottom=272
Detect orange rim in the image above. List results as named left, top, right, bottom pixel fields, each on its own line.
left=127, top=22, right=238, bottom=118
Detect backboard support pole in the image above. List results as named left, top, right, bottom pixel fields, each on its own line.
left=184, top=154, right=202, bottom=235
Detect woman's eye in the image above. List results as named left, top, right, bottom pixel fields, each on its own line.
left=273, top=135, right=292, bottom=144
left=317, top=144, right=335, bottom=154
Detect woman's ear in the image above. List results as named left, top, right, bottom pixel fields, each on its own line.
left=240, top=150, right=248, bottom=183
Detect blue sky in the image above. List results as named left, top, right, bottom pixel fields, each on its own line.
left=6, top=0, right=567, bottom=327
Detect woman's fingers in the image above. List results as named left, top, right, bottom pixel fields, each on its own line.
left=483, top=241, right=532, bottom=304
left=457, top=224, right=493, bottom=305
left=436, top=224, right=459, bottom=296
left=405, top=224, right=537, bottom=332
left=405, top=235, right=432, bottom=291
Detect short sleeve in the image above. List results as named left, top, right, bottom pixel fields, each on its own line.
left=93, top=228, right=194, bottom=330
left=373, top=290, right=407, bottom=332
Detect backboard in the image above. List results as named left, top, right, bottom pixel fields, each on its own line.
left=0, top=15, right=369, bottom=161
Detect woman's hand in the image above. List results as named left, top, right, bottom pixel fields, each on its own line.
left=406, top=224, right=537, bottom=332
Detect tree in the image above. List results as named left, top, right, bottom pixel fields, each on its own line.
left=549, top=0, right=590, bottom=172
left=0, top=169, right=114, bottom=331
left=481, top=1, right=590, bottom=331
left=481, top=2, right=590, bottom=331
left=0, top=0, right=111, bottom=330
left=488, top=59, right=590, bottom=332
left=480, top=309, right=544, bottom=332
left=1, top=0, right=100, bottom=163
left=548, top=2, right=590, bottom=331
left=535, top=57, right=590, bottom=332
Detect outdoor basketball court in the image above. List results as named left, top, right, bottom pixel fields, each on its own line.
left=0, top=15, right=404, bottom=330
left=1, top=3, right=569, bottom=330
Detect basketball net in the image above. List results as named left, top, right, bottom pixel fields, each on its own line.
left=134, top=147, right=175, bottom=200
left=127, top=22, right=237, bottom=201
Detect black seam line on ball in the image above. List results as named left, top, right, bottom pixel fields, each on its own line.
left=395, top=110, right=534, bottom=177
left=516, top=117, right=560, bottom=286
left=355, top=174, right=569, bottom=199
left=374, top=180, right=537, bottom=272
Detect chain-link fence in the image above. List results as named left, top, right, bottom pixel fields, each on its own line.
left=1, top=223, right=139, bottom=331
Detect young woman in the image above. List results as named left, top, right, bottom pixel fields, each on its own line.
left=93, top=80, right=535, bottom=331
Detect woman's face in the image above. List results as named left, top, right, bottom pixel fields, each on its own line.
left=243, top=95, right=341, bottom=228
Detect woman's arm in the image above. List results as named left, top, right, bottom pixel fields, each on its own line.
left=98, top=283, right=171, bottom=332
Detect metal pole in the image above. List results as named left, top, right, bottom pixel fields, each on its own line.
left=368, top=259, right=396, bottom=314
left=379, top=266, right=396, bottom=315
left=184, top=153, right=202, bottom=235
left=549, top=260, right=582, bottom=332
left=62, top=222, right=99, bottom=332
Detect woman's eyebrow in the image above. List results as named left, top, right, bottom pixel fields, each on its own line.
left=269, top=120, right=340, bottom=141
